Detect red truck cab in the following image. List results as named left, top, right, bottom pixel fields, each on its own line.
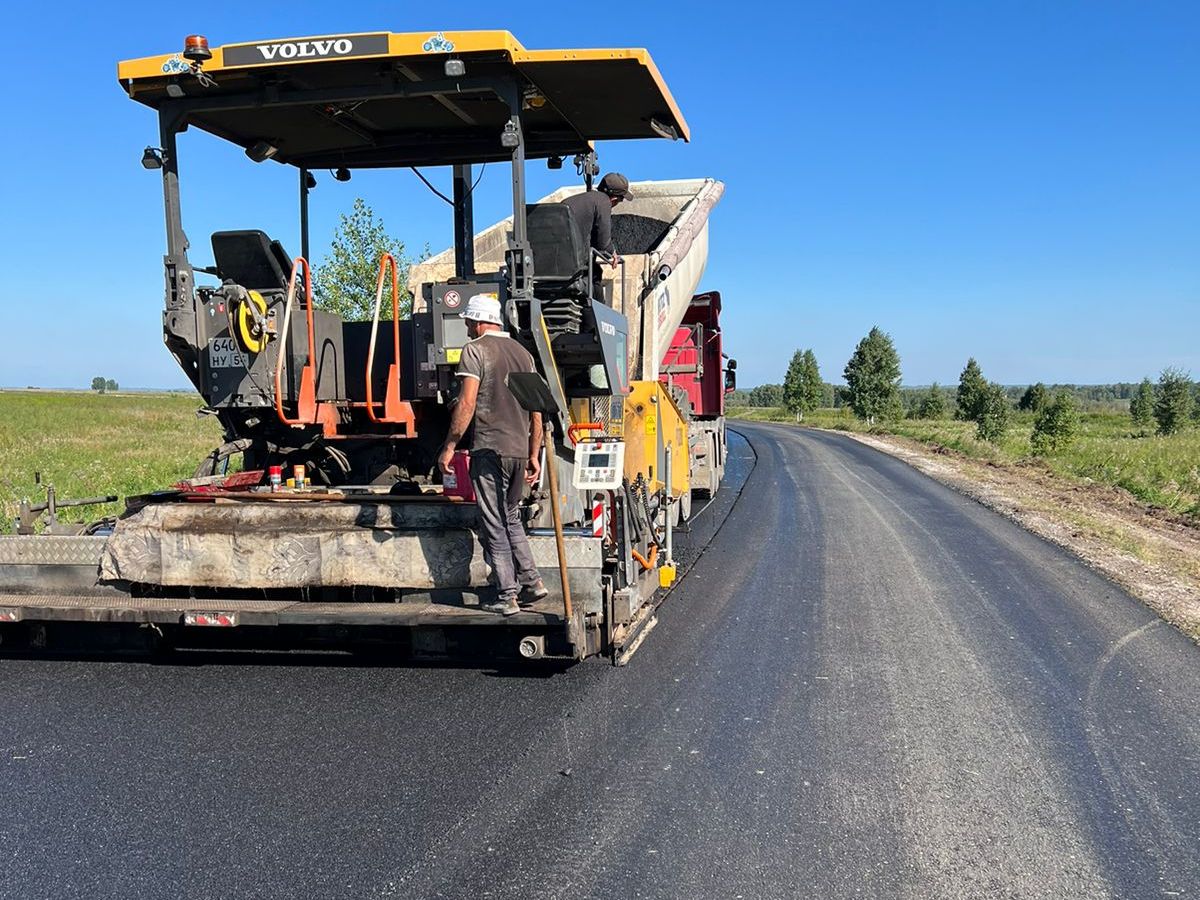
left=659, top=291, right=734, bottom=496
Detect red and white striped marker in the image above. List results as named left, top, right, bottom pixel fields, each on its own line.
left=184, top=612, right=237, bottom=627
left=592, top=496, right=605, bottom=538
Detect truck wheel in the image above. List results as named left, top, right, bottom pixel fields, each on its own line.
left=679, top=488, right=692, bottom=522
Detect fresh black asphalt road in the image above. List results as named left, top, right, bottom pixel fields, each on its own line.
left=2, top=423, right=1199, bottom=899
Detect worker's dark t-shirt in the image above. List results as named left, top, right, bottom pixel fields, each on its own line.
left=561, top=190, right=614, bottom=258
left=456, top=332, right=536, bottom=458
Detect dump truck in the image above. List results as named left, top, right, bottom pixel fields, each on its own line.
left=0, top=30, right=733, bottom=663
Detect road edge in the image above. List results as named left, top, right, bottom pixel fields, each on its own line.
left=664, top=428, right=758, bottom=590
left=750, top=422, right=1200, bottom=642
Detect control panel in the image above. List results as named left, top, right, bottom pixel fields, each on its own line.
left=430, top=280, right=505, bottom=367
left=571, top=439, right=626, bottom=490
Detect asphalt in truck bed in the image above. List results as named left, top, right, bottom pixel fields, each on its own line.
left=2, top=424, right=1199, bottom=899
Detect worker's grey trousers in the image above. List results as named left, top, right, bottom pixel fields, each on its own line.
left=469, top=450, right=540, bottom=602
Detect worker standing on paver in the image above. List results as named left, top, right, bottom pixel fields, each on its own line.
left=561, top=172, right=634, bottom=294
left=438, top=295, right=550, bottom=616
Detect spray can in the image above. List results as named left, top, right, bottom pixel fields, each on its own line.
left=268, top=465, right=283, bottom=492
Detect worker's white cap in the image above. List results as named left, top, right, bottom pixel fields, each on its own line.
left=461, top=294, right=503, bottom=325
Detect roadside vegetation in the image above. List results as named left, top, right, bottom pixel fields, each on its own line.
left=735, top=405, right=1200, bottom=520
left=730, top=328, right=1200, bottom=521
left=0, top=390, right=221, bottom=532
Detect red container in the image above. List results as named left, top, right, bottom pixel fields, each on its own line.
left=443, top=450, right=475, bottom=502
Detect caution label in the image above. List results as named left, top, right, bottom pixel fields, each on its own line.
left=645, top=414, right=657, bottom=438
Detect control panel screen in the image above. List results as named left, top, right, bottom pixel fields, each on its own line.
left=442, top=315, right=468, bottom=349
left=571, top=440, right=626, bottom=491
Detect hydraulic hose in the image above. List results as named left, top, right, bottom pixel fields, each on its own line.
left=632, top=545, right=658, bottom=571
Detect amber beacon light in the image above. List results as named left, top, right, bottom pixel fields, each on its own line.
left=183, top=35, right=212, bottom=63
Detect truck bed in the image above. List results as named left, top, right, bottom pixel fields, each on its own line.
left=408, top=178, right=724, bottom=381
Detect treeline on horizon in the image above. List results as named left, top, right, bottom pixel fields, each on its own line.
left=732, top=382, right=1160, bottom=413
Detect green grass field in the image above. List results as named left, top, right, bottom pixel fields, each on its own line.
left=731, top=406, right=1200, bottom=520
left=0, top=390, right=222, bottom=532
left=2, top=391, right=1194, bottom=533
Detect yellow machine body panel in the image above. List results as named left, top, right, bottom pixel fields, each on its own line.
left=622, top=381, right=689, bottom=499
left=116, top=30, right=690, bottom=165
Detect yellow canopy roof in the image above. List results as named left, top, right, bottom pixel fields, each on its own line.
left=118, top=30, right=689, bottom=168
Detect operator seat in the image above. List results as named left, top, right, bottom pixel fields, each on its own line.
left=525, top=204, right=588, bottom=294
left=269, top=239, right=293, bottom=282
left=525, top=204, right=589, bottom=335
left=211, top=230, right=292, bottom=292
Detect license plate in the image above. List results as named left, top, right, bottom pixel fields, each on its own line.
left=208, top=337, right=246, bottom=369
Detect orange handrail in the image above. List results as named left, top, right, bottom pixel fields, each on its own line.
left=273, top=257, right=318, bottom=427
left=567, top=422, right=604, bottom=446
left=364, top=253, right=398, bottom=422
left=364, top=254, right=414, bottom=431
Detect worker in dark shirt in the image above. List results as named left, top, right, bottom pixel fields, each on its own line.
left=561, top=172, right=634, bottom=296
left=438, top=294, right=548, bottom=616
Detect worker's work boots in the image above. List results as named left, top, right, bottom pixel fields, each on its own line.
left=518, top=581, right=550, bottom=608
left=481, top=597, right=521, bottom=617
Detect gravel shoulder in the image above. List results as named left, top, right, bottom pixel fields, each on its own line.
left=813, top=427, right=1200, bottom=640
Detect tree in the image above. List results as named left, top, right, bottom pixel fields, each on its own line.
left=314, top=198, right=415, bottom=322
left=90, top=377, right=106, bottom=394
left=1018, top=382, right=1049, bottom=413
left=956, top=358, right=987, bottom=421
left=843, top=326, right=902, bottom=425
left=747, top=384, right=784, bottom=407
left=1030, top=390, right=1078, bottom=455
left=782, top=350, right=805, bottom=420
left=105, top=379, right=119, bottom=393
left=1129, top=377, right=1154, bottom=430
left=975, top=382, right=1010, bottom=443
left=1154, top=367, right=1194, bottom=436
left=799, top=350, right=823, bottom=417
left=913, top=383, right=947, bottom=419
left=784, top=349, right=823, bottom=421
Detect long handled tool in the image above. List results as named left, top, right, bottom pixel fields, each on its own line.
left=542, top=419, right=573, bottom=628
left=507, top=372, right=580, bottom=653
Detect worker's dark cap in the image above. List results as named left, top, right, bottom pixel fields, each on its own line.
left=598, top=172, right=634, bottom=200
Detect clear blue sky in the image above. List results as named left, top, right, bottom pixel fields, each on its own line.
left=0, top=1, right=1196, bottom=390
